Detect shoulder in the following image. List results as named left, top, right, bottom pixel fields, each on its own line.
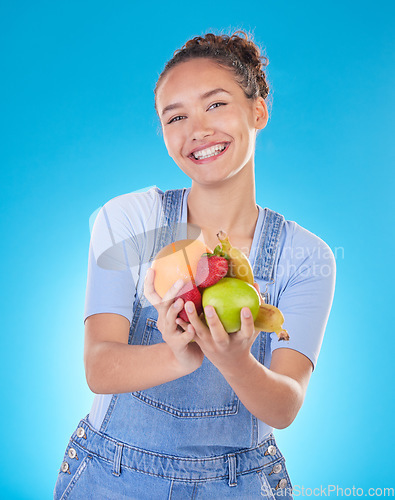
left=91, top=186, right=164, bottom=237
left=278, top=218, right=336, bottom=271
left=88, top=186, right=166, bottom=265
left=102, top=185, right=164, bottom=222
left=265, top=214, right=336, bottom=297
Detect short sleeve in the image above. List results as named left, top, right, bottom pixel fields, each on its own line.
left=83, top=188, right=162, bottom=324
left=84, top=204, right=137, bottom=324
left=271, top=223, right=336, bottom=370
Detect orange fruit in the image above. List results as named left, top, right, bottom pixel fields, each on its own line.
left=151, top=239, right=212, bottom=297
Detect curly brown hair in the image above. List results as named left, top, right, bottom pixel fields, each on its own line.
left=154, top=30, right=270, bottom=113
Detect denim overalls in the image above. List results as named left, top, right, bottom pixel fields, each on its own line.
left=54, top=189, right=293, bottom=499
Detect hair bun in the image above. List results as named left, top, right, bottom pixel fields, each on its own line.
left=227, top=31, right=269, bottom=100
left=155, top=30, right=270, bottom=102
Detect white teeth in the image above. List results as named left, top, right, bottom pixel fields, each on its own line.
left=192, top=143, right=227, bottom=160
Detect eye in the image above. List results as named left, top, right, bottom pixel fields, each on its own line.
left=208, top=102, right=227, bottom=111
left=167, top=115, right=185, bottom=124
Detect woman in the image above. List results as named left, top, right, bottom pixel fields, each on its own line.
left=54, top=31, right=335, bottom=499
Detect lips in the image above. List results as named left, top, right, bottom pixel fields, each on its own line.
left=188, top=142, right=230, bottom=163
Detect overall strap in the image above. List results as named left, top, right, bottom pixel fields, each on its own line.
left=152, top=188, right=187, bottom=258
left=252, top=208, right=285, bottom=283
left=131, top=188, right=187, bottom=321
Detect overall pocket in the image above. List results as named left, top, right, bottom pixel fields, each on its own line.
left=131, top=318, right=240, bottom=417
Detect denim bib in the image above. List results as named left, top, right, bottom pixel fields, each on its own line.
left=97, top=188, right=284, bottom=456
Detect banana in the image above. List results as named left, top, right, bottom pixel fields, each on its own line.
left=254, top=303, right=290, bottom=341
left=216, top=230, right=289, bottom=341
left=216, top=231, right=254, bottom=285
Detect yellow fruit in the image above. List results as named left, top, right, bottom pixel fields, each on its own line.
left=151, top=239, right=211, bottom=298
left=254, top=303, right=290, bottom=341
left=216, top=231, right=254, bottom=285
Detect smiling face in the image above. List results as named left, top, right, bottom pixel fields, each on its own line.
left=155, top=58, right=268, bottom=186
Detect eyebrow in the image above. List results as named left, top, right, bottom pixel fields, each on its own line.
left=161, top=88, right=231, bottom=117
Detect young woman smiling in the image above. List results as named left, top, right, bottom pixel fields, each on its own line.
left=54, top=31, right=335, bottom=499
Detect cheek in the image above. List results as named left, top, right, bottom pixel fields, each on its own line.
left=219, top=108, right=249, bottom=134
left=162, top=130, right=179, bottom=155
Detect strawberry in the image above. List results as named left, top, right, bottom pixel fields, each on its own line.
left=176, top=282, right=203, bottom=322
left=195, top=246, right=229, bottom=289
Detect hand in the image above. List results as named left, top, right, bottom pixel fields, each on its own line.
left=183, top=300, right=260, bottom=378
left=143, top=268, right=204, bottom=374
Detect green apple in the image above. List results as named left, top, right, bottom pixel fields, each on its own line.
left=202, top=277, right=260, bottom=333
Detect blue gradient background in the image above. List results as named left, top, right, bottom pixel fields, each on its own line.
left=1, top=1, right=394, bottom=498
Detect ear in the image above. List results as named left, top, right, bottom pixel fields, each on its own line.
left=254, top=97, right=268, bottom=130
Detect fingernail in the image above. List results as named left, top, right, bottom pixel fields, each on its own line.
left=205, top=306, right=214, bottom=318
left=242, top=308, right=251, bottom=318
left=186, top=302, right=194, bottom=313
left=175, top=279, right=184, bottom=288
left=173, top=299, right=181, bottom=308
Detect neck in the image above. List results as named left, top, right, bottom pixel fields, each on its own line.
left=186, top=164, right=259, bottom=247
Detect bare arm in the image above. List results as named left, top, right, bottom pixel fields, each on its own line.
left=220, top=347, right=312, bottom=429
left=84, top=313, right=188, bottom=394
left=84, top=272, right=204, bottom=394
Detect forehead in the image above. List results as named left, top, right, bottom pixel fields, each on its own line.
left=156, top=58, right=241, bottom=109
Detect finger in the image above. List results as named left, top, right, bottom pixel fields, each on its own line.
left=169, top=297, right=184, bottom=316
left=186, top=322, right=196, bottom=335
left=161, top=278, right=185, bottom=308
left=173, top=319, right=196, bottom=343
left=183, top=301, right=209, bottom=339
left=201, top=305, right=229, bottom=345
left=143, top=268, right=163, bottom=307
left=239, top=307, right=256, bottom=339
left=169, top=298, right=188, bottom=328
left=175, top=315, right=189, bottom=331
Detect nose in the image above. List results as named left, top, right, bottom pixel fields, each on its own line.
left=189, top=113, right=214, bottom=141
